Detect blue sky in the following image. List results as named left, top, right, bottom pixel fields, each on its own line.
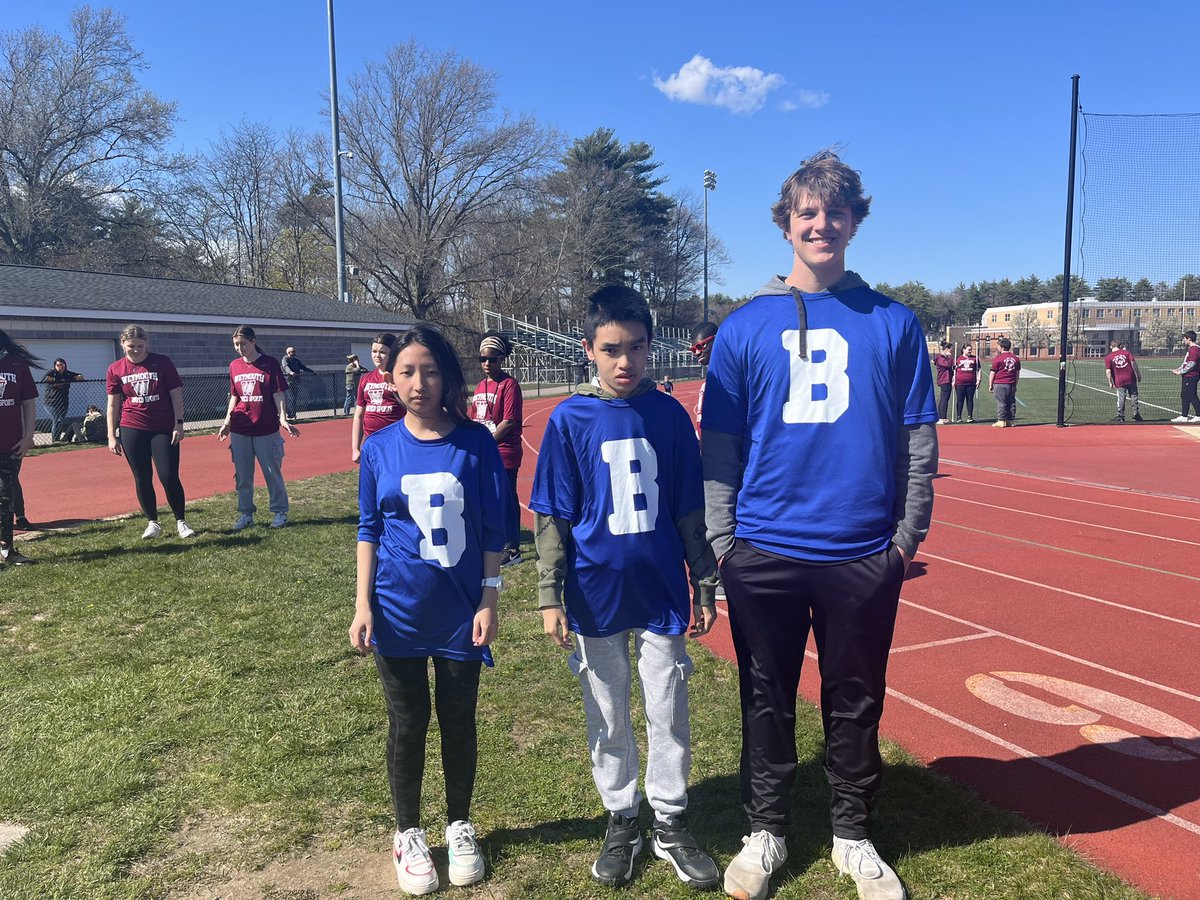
left=10, top=1, right=1200, bottom=298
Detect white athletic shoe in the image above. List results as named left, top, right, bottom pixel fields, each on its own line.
left=723, top=831, right=786, bottom=900
left=176, top=520, right=195, bottom=539
left=1171, top=415, right=1190, bottom=423
left=1189, top=416, right=1200, bottom=423
left=392, top=827, right=438, bottom=895
left=831, top=837, right=906, bottom=900
left=271, top=512, right=287, bottom=529
left=141, top=521, right=163, bottom=540
left=445, top=819, right=485, bottom=886
left=231, top=513, right=254, bottom=532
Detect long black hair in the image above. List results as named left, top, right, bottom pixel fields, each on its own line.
left=0, top=329, right=41, bottom=368
left=385, top=324, right=468, bottom=421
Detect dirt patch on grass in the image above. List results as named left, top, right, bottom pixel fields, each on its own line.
left=0, top=822, right=29, bottom=853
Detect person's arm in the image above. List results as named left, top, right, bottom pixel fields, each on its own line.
left=492, top=379, right=520, bottom=441
left=106, top=393, right=122, bottom=455
left=217, top=394, right=238, bottom=442
left=277, top=393, right=300, bottom=437
left=73, top=372, right=85, bottom=382
left=474, top=550, right=502, bottom=647
left=16, top=397, right=36, bottom=456
left=891, top=423, right=939, bottom=568
left=168, top=386, right=185, bottom=445
left=351, top=405, right=366, bottom=462
left=1106, top=363, right=1115, bottom=389
left=988, top=367, right=996, bottom=392
left=349, top=540, right=378, bottom=653
left=535, top=512, right=574, bottom=650
left=674, top=507, right=718, bottom=637
left=1132, top=358, right=1142, bottom=382
left=702, top=429, right=744, bottom=563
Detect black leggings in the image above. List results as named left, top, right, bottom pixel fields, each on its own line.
left=1182, top=378, right=1200, bottom=417
left=119, top=427, right=185, bottom=521
left=375, top=654, right=481, bottom=830
left=0, top=453, right=20, bottom=547
left=936, top=383, right=951, bottom=419
left=954, top=384, right=977, bottom=419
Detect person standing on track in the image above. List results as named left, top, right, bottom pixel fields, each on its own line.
left=352, top=333, right=405, bottom=463
left=703, top=150, right=937, bottom=900
left=988, top=338, right=1021, bottom=428
left=933, top=341, right=953, bottom=424
left=1104, top=340, right=1142, bottom=423
left=953, top=345, right=981, bottom=423
left=1171, top=330, right=1200, bottom=423
left=349, top=324, right=507, bottom=896
left=471, top=332, right=524, bottom=567
left=42, top=357, right=84, bottom=443
left=344, top=354, right=367, bottom=416
left=105, top=325, right=194, bottom=540
left=217, top=325, right=300, bottom=531
left=0, top=330, right=40, bottom=565
left=690, top=322, right=718, bottom=439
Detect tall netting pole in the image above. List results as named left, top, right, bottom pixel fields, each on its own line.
left=1056, top=75, right=1080, bottom=427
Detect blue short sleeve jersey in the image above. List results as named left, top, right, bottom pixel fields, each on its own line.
left=703, top=285, right=937, bottom=562
left=530, top=389, right=704, bottom=638
left=358, top=419, right=510, bottom=664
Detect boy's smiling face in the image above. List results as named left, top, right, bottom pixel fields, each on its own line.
left=785, top=192, right=854, bottom=283
left=584, top=321, right=650, bottom=398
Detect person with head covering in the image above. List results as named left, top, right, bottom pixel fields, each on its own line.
left=471, top=332, right=524, bottom=567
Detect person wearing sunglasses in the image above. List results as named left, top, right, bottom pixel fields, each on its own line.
left=689, top=322, right=718, bottom=437
left=471, top=332, right=524, bottom=566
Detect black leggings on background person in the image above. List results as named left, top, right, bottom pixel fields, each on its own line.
left=1181, top=378, right=1200, bottom=418
left=119, top=427, right=185, bottom=522
left=374, top=654, right=481, bottom=831
left=0, top=453, right=21, bottom=547
left=936, top=383, right=951, bottom=420
left=954, top=384, right=976, bottom=420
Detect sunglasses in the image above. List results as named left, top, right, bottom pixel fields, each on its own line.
left=479, top=356, right=502, bottom=363
left=689, top=335, right=715, bottom=355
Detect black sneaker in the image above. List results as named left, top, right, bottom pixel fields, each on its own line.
left=1110, top=416, right=1125, bottom=423
left=1, top=546, right=35, bottom=566
left=500, top=548, right=523, bottom=567
left=592, top=812, right=643, bottom=886
left=1133, top=413, right=1145, bottom=422
left=14, top=516, right=31, bottom=530
left=652, top=818, right=719, bottom=889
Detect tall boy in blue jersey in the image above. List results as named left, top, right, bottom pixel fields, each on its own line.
left=531, top=285, right=722, bottom=890
left=703, top=151, right=938, bottom=900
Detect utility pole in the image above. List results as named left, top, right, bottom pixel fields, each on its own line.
left=703, top=169, right=716, bottom=323
left=327, top=0, right=349, bottom=302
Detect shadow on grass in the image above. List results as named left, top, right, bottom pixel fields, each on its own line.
left=59, top=533, right=269, bottom=562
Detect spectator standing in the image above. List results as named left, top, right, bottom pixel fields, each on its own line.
left=953, top=345, right=981, bottom=422
left=1104, top=340, right=1143, bottom=423
left=42, top=357, right=84, bottom=443
left=689, top=322, right=718, bottom=437
left=989, top=338, right=1021, bottom=428
left=281, top=346, right=315, bottom=421
left=105, top=325, right=194, bottom=539
left=1171, top=329, right=1200, bottom=423
left=471, top=332, right=524, bottom=567
left=933, top=341, right=953, bottom=424
left=703, top=150, right=936, bottom=900
left=0, top=329, right=39, bottom=564
left=352, top=333, right=405, bottom=463
left=218, top=326, right=300, bottom=530
left=344, top=354, right=367, bottom=416
left=661, top=373, right=674, bottom=394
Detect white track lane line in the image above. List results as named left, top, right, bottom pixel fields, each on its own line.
left=890, top=631, right=995, bottom=654
left=940, top=458, right=1200, bottom=505
left=943, top=475, right=1200, bottom=522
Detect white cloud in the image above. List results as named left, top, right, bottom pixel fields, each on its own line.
left=794, top=89, right=830, bottom=109
left=653, top=54, right=785, bottom=114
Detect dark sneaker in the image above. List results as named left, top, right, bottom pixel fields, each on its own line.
left=500, top=548, right=523, bottom=567
left=14, top=516, right=31, bottom=531
left=592, top=812, right=643, bottom=887
left=1133, top=413, right=1145, bottom=422
left=652, top=818, right=719, bottom=889
left=1110, top=416, right=1125, bottom=423
left=0, top=546, right=36, bottom=566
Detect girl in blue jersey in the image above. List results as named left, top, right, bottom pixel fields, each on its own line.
left=349, top=324, right=509, bottom=896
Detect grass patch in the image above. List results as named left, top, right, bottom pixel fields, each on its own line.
left=0, top=474, right=1146, bottom=898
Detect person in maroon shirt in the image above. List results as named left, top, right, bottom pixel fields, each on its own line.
left=933, top=341, right=953, bottom=424
left=953, top=345, right=981, bottom=423
left=471, top=332, right=524, bottom=566
left=351, top=332, right=405, bottom=463
left=1172, top=329, right=1200, bottom=423
left=218, top=325, right=300, bottom=531
left=1104, top=340, right=1143, bottom=423
left=106, top=325, right=193, bottom=539
left=0, top=329, right=40, bottom=565
left=988, top=338, right=1021, bottom=428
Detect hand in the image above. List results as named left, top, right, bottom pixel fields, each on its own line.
left=689, top=604, right=716, bottom=638
left=895, top=545, right=912, bottom=574
left=348, top=608, right=374, bottom=654
left=14, top=435, right=33, bottom=457
left=171, top=425, right=185, bottom=445
left=284, top=422, right=300, bottom=437
left=217, top=424, right=230, bottom=442
left=541, top=607, right=573, bottom=651
left=351, top=448, right=361, bottom=464
left=108, top=436, right=122, bottom=456
left=473, top=604, right=498, bottom=647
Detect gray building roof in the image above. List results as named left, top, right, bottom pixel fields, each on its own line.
left=0, top=264, right=412, bottom=330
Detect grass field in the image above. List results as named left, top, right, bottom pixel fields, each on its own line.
left=0, top=474, right=1148, bottom=899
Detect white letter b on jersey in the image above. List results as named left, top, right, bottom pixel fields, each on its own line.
left=401, top=472, right=466, bottom=567
left=781, top=328, right=850, bottom=424
left=601, top=438, right=659, bottom=535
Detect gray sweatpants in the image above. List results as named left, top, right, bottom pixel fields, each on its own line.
left=230, top=431, right=289, bottom=515
left=993, top=383, right=1017, bottom=422
left=568, top=630, right=693, bottom=822
left=1116, top=385, right=1140, bottom=418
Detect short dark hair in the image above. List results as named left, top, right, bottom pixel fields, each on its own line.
left=998, top=338, right=1012, bottom=351
left=691, top=321, right=718, bottom=342
left=371, top=332, right=397, bottom=348
left=385, top=323, right=468, bottom=421
left=583, top=285, right=654, bottom=344
left=1184, top=330, right=1197, bottom=342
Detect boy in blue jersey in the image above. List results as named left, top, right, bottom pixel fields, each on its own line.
left=703, top=151, right=937, bottom=900
left=531, top=285, right=721, bottom=890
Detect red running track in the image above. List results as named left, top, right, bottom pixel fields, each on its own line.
left=20, top=386, right=1200, bottom=898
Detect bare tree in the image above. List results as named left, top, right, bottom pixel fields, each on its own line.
left=0, top=7, right=177, bottom=263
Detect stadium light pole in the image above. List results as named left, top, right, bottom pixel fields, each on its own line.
left=703, top=169, right=716, bottom=323
left=1056, top=74, right=1080, bottom=426
left=327, top=0, right=349, bottom=303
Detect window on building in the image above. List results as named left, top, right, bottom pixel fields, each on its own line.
left=990, top=314, right=997, bottom=323
left=1096, top=310, right=1105, bottom=319
left=1004, top=313, right=1011, bottom=322
left=1153, top=308, right=1160, bottom=317
left=1133, top=308, right=1142, bottom=317
left=1081, top=310, right=1090, bottom=318
left=1168, top=308, right=1177, bottom=317
left=1046, top=309, right=1055, bottom=319
left=1115, top=309, right=1123, bottom=318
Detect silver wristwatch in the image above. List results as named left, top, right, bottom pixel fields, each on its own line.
left=481, top=576, right=503, bottom=590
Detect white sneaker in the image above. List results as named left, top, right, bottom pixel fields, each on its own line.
left=1189, top=416, right=1200, bottom=423
left=723, top=831, right=786, bottom=900
left=271, top=512, right=287, bottom=528
left=232, top=513, right=254, bottom=532
left=141, top=521, right=163, bottom=539
left=832, top=837, right=906, bottom=900
left=393, top=827, right=438, bottom=895
left=1171, top=415, right=1190, bottom=423
left=176, top=520, right=195, bottom=539
left=445, top=819, right=485, bottom=886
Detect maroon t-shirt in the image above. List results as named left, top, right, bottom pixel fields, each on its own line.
left=1183, top=345, right=1200, bottom=380
left=0, top=355, right=38, bottom=447
left=471, top=374, right=524, bottom=469
left=990, top=352, right=1021, bottom=385
left=1104, top=350, right=1138, bottom=388
left=953, top=354, right=980, bottom=386
left=933, top=353, right=953, bottom=386
left=228, top=354, right=287, bottom=436
left=106, top=353, right=182, bottom=432
left=357, top=369, right=406, bottom=437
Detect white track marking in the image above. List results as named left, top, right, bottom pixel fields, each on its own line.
left=943, top=475, right=1200, bottom=522
left=937, top=494, right=1200, bottom=546
left=890, top=632, right=995, bottom=654
left=940, top=458, right=1200, bottom=505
